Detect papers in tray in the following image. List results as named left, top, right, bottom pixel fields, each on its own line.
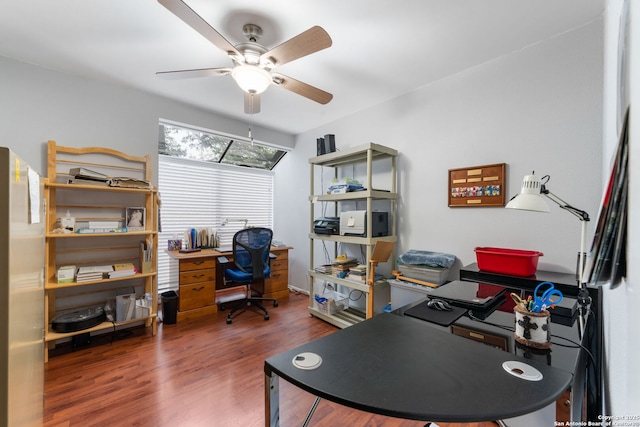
left=109, top=177, right=152, bottom=189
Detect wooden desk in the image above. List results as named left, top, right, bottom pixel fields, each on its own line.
left=166, top=246, right=292, bottom=321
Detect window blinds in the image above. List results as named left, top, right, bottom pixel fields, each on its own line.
left=157, top=155, right=274, bottom=292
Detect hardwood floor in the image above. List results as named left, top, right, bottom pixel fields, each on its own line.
left=44, top=292, right=498, bottom=427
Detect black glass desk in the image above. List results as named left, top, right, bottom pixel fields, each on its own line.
left=264, top=310, right=576, bottom=426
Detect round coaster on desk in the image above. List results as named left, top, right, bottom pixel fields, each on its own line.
left=502, top=360, right=543, bottom=381
left=292, top=352, right=322, bottom=370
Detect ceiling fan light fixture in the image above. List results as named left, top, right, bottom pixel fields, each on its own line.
left=231, top=65, right=271, bottom=94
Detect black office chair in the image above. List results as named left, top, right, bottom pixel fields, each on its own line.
left=222, top=227, right=278, bottom=324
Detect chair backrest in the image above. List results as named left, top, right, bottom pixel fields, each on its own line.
left=232, top=227, right=273, bottom=281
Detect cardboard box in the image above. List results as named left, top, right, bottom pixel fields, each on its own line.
left=57, top=265, right=76, bottom=283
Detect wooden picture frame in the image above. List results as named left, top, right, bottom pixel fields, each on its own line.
left=448, top=163, right=506, bottom=207
left=125, top=207, right=146, bottom=231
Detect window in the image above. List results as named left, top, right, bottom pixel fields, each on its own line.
left=159, top=122, right=286, bottom=170
left=157, top=122, right=281, bottom=292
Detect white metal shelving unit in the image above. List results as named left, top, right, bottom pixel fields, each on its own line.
left=308, top=143, right=398, bottom=328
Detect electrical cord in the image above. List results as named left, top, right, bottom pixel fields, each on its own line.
left=467, top=310, right=596, bottom=366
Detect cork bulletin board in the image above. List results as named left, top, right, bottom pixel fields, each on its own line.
left=448, top=163, right=506, bottom=207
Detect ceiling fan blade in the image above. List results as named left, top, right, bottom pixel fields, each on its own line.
left=271, top=73, right=333, bottom=105
left=261, top=26, right=331, bottom=67
left=156, top=67, right=232, bottom=80
left=158, top=0, right=241, bottom=58
left=244, top=92, right=261, bottom=114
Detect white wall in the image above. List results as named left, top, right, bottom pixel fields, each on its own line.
left=277, top=20, right=604, bottom=292
left=601, top=0, right=639, bottom=415
left=0, top=55, right=295, bottom=181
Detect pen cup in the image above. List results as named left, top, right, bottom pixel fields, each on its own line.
left=514, top=306, right=551, bottom=349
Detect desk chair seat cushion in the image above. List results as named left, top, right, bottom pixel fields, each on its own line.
left=226, top=263, right=270, bottom=283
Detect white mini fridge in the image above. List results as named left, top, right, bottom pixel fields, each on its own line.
left=0, top=147, right=45, bottom=426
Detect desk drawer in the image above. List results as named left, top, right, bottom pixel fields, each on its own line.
left=270, top=258, right=288, bottom=272
left=265, top=269, right=288, bottom=294
left=180, top=258, right=216, bottom=272
left=180, top=281, right=215, bottom=311
left=180, top=268, right=215, bottom=285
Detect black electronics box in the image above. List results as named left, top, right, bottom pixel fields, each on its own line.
left=370, top=211, right=389, bottom=237
left=316, top=134, right=336, bottom=156
left=313, top=217, right=340, bottom=235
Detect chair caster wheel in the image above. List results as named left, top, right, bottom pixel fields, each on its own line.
left=273, top=301, right=278, bottom=307
left=264, top=314, right=270, bottom=321
left=226, top=318, right=232, bottom=324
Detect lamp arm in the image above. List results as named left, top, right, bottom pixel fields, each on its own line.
left=543, top=191, right=590, bottom=222
left=544, top=189, right=591, bottom=336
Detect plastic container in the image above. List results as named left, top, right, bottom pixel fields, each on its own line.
left=474, top=247, right=543, bottom=277
left=161, top=290, right=179, bottom=324
left=397, top=264, right=449, bottom=285
left=313, top=291, right=349, bottom=315
left=388, top=279, right=434, bottom=310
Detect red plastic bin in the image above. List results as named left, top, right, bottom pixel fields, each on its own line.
left=474, top=247, right=543, bottom=277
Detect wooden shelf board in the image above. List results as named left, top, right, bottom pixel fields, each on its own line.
left=46, top=272, right=156, bottom=289
left=45, top=315, right=156, bottom=342
left=308, top=306, right=365, bottom=329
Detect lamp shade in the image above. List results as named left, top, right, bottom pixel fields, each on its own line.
left=505, top=174, right=551, bottom=212
left=231, top=65, right=272, bottom=94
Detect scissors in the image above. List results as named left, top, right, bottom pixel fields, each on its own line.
left=510, top=293, right=529, bottom=312
left=532, top=281, right=563, bottom=313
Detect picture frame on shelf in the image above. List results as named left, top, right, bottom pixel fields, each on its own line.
left=126, top=207, right=145, bottom=231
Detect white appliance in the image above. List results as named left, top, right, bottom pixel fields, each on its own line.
left=339, top=210, right=389, bottom=237
left=0, top=147, right=45, bottom=426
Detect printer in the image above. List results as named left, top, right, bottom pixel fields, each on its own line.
left=339, top=211, right=389, bottom=237
left=313, top=217, right=340, bottom=235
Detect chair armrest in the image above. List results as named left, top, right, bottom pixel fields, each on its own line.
left=269, top=253, right=277, bottom=259
left=218, top=256, right=230, bottom=264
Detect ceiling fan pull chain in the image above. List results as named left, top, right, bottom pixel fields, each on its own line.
left=249, top=93, right=255, bottom=145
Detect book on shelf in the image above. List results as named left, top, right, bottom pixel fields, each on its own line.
left=77, top=265, right=114, bottom=274
left=75, top=273, right=105, bottom=283
left=67, top=177, right=111, bottom=187
left=113, top=262, right=135, bottom=271
left=75, top=265, right=113, bottom=282
left=109, top=263, right=137, bottom=279
left=77, top=227, right=127, bottom=234
left=68, top=167, right=110, bottom=182
left=108, top=270, right=136, bottom=279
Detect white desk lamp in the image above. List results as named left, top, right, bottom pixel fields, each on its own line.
left=506, top=172, right=591, bottom=335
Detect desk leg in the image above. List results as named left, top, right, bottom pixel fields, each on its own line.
left=265, top=372, right=280, bottom=427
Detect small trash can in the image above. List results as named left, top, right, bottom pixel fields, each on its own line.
left=161, top=290, right=179, bottom=324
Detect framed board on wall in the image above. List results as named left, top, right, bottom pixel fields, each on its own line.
left=448, top=163, right=506, bottom=207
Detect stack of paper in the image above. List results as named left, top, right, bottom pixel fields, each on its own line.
left=76, top=265, right=113, bottom=282
left=109, top=263, right=137, bottom=279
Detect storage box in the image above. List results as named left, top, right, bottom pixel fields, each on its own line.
left=115, top=293, right=136, bottom=322
left=56, top=265, right=76, bottom=283
left=397, top=264, right=449, bottom=285
left=313, top=291, right=349, bottom=315
left=474, top=247, right=543, bottom=277
left=389, top=279, right=434, bottom=310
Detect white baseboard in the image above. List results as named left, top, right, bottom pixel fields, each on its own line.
left=288, top=285, right=309, bottom=295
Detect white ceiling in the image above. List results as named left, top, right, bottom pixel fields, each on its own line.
left=0, top=0, right=604, bottom=135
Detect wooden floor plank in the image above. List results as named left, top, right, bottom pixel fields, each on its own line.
left=44, top=292, right=498, bottom=427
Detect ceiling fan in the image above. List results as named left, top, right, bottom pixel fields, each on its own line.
left=156, top=0, right=333, bottom=114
